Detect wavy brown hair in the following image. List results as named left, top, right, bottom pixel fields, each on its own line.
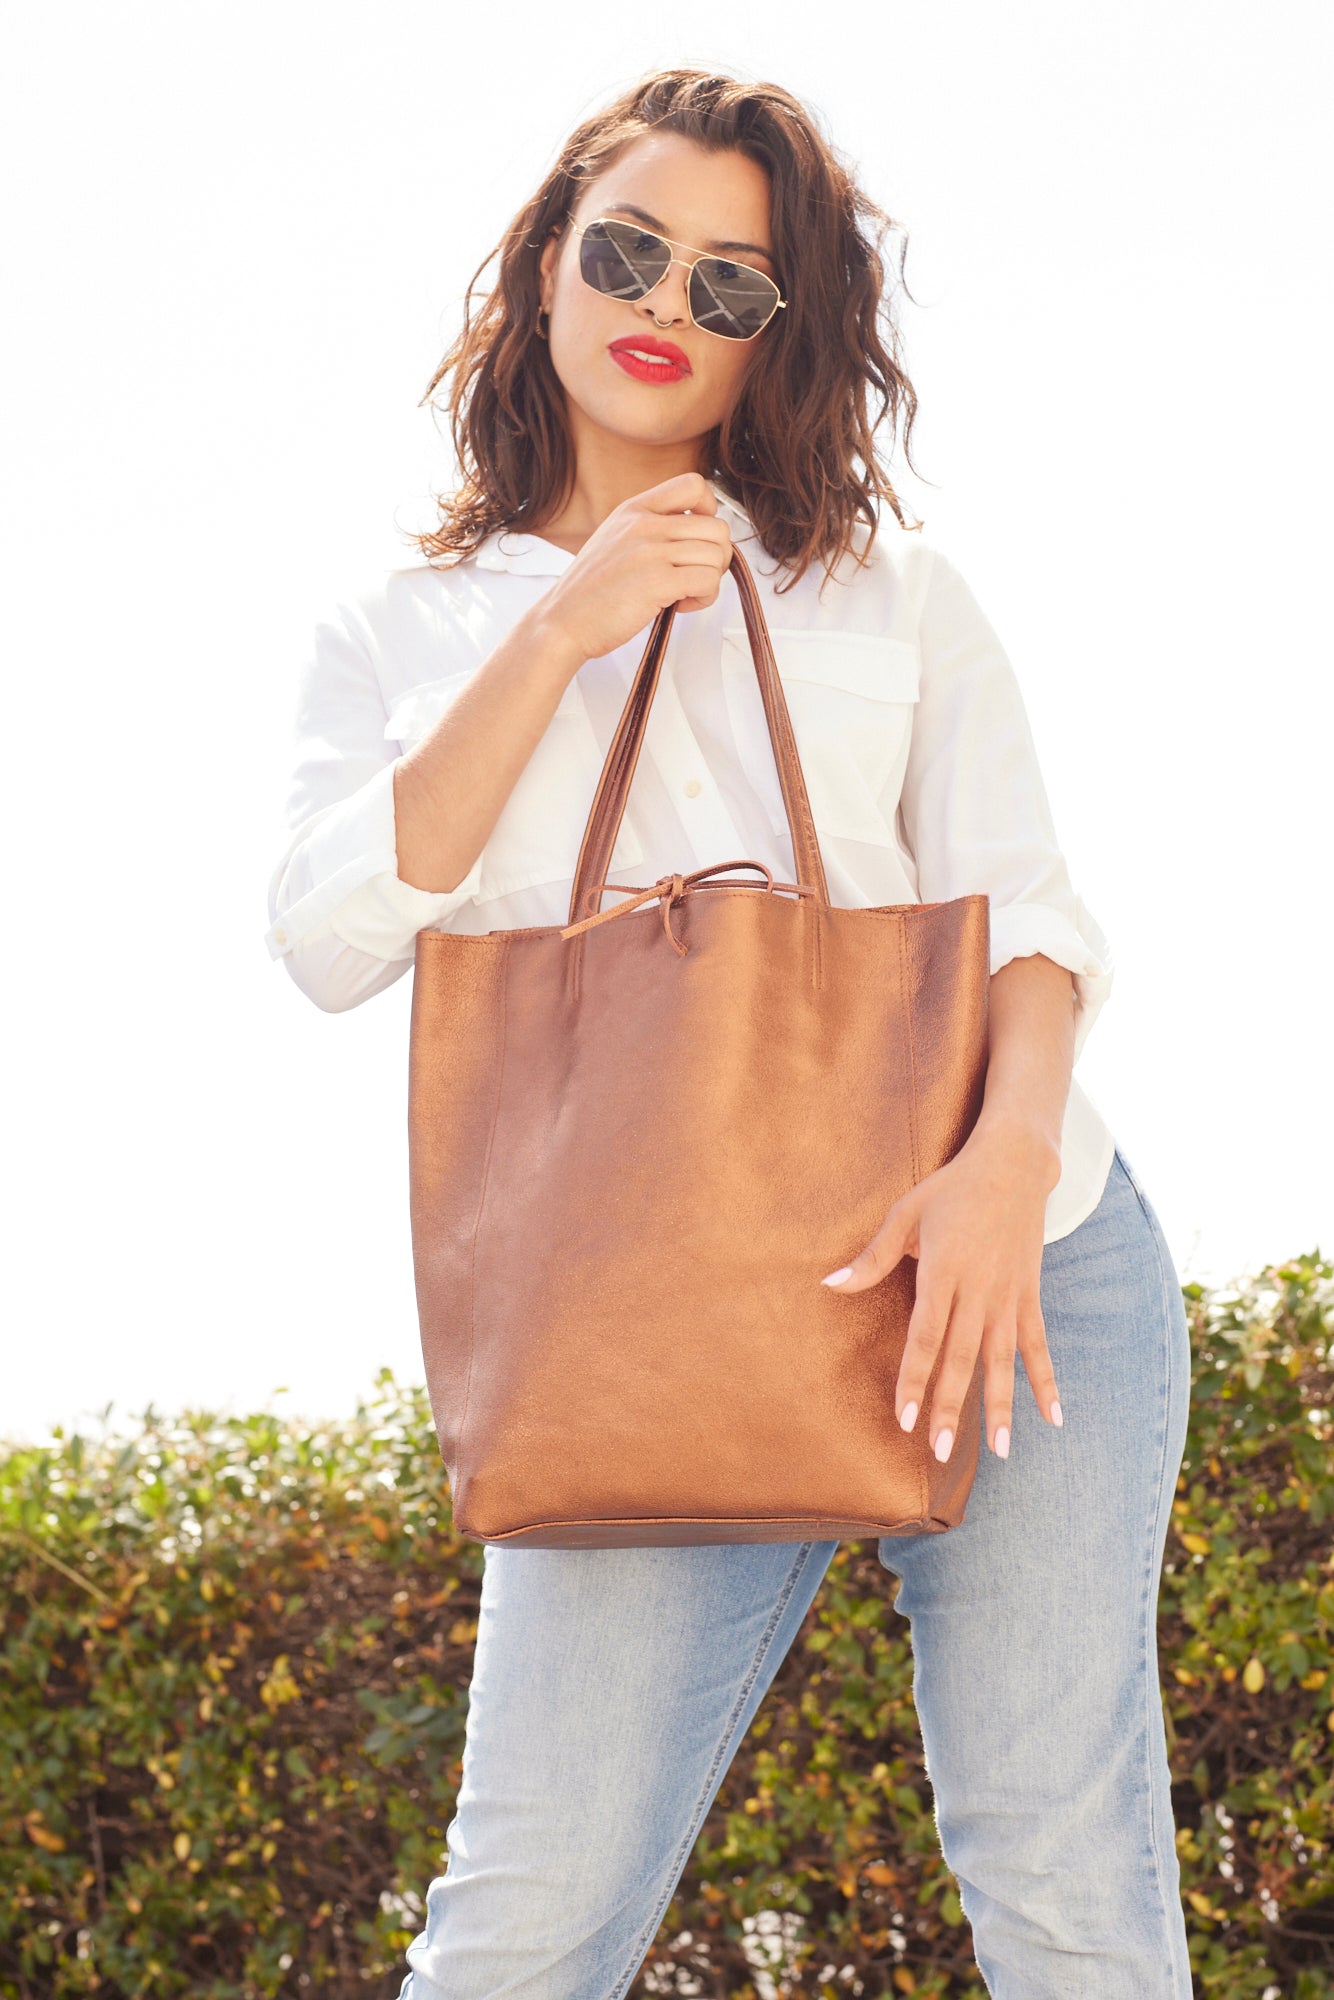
left=407, top=67, right=927, bottom=594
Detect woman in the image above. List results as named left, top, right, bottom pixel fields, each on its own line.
left=265, top=68, right=1193, bottom=2000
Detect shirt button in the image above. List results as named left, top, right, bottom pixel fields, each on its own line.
left=272, top=927, right=288, bottom=946
left=683, top=778, right=703, bottom=798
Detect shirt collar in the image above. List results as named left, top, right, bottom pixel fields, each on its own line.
left=472, top=481, right=758, bottom=576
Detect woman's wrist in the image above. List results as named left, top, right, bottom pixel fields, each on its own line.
left=964, top=1113, right=1064, bottom=1192
left=520, top=597, right=588, bottom=682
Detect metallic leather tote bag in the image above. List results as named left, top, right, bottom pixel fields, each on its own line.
left=407, top=544, right=991, bottom=1548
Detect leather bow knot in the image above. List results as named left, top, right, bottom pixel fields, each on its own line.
left=559, top=860, right=814, bottom=958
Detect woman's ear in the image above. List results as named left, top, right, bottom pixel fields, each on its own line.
left=537, top=227, right=562, bottom=315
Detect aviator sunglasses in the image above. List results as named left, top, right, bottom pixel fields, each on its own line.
left=568, top=215, right=787, bottom=342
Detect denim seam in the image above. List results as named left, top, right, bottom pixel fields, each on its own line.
left=606, top=1540, right=824, bottom=2000
left=1118, top=1150, right=1188, bottom=1997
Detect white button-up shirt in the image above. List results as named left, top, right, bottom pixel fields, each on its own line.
left=265, top=483, right=1116, bottom=1243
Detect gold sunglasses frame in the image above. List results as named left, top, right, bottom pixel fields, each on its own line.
left=566, top=215, right=788, bottom=342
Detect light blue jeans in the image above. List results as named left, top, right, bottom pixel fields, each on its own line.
left=396, top=1145, right=1193, bottom=1999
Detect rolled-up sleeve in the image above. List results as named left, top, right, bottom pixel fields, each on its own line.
left=896, top=546, right=1114, bottom=1065
left=264, top=601, right=482, bottom=1012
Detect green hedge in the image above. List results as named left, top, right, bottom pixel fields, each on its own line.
left=3, top=1251, right=1331, bottom=2000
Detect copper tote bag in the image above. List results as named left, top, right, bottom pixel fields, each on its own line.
left=408, top=545, right=991, bottom=1548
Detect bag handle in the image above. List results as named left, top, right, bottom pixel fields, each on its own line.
left=566, top=544, right=830, bottom=926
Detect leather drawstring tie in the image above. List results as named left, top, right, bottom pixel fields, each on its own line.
left=559, top=860, right=815, bottom=958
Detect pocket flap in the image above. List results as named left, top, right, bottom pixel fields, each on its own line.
left=721, top=627, right=921, bottom=702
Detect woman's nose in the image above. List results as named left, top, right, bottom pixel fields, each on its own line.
left=640, top=258, right=692, bottom=324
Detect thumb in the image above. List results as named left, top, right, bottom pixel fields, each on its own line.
left=819, top=1195, right=918, bottom=1294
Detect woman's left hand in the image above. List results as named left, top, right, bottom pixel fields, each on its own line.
left=818, top=1122, right=1064, bottom=1463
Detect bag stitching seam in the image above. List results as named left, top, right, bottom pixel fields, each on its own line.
left=897, top=920, right=928, bottom=1525
left=454, top=935, right=511, bottom=1517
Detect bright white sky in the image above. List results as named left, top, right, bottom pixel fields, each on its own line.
left=4, top=2, right=1329, bottom=1445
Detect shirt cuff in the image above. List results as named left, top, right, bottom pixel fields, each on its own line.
left=327, top=854, right=484, bottom=959
left=989, top=896, right=1115, bottom=1066
left=264, top=759, right=484, bottom=962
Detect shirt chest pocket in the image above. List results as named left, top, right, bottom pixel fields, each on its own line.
left=383, top=667, right=644, bottom=904
left=719, top=627, right=921, bottom=847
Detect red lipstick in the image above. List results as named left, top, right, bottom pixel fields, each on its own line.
left=607, top=334, right=692, bottom=384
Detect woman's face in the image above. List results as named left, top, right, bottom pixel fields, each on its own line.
left=537, top=133, right=779, bottom=457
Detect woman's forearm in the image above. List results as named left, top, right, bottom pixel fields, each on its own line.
left=969, top=952, right=1076, bottom=1185
left=393, top=602, right=585, bottom=895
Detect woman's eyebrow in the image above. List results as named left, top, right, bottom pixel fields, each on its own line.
left=600, top=201, right=773, bottom=263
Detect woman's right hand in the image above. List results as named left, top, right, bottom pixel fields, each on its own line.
left=537, top=471, right=735, bottom=665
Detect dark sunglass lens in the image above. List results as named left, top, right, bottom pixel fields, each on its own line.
left=579, top=218, right=670, bottom=302
left=689, top=257, right=779, bottom=339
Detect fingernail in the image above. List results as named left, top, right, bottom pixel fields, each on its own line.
left=820, top=1266, right=854, bottom=1287
left=899, top=1401, right=918, bottom=1432
left=994, top=1425, right=1010, bottom=1458
left=934, top=1428, right=954, bottom=1463
left=1050, top=1400, right=1063, bottom=1427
